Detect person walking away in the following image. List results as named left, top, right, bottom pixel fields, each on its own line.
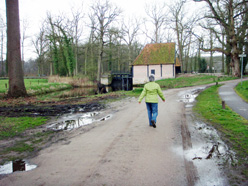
left=138, top=75, right=165, bottom=128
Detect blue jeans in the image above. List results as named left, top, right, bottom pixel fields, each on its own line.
left=146, top=103, right=158, bottom=126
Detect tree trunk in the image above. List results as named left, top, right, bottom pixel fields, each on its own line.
left=232, top=51, right=240, bottom=77
left=38, top=57, right=41, bottom=76
left=176, top=20, right=183, bottom=72
left=226, top=55, right=231, bottom=75
left=97, top=37, right=103, bottom=82
left=84, top=46, right=87, bottom=75
left=185, top=33, right=192, bottom=73
left=221, top=31, right=225, bottom=73
left=229, top=4, right=240, bottom=77
left=1, top=31, right=4, bottom=76
left=209, top=30, right=213, bottom=73
left=50, top=61, right=53, bottom=76
left=6, top=0, right=27, bottom=98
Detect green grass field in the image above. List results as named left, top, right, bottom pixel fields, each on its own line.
left=0, top=79, right=72, bottom=96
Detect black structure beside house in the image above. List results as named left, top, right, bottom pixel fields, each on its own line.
left=111, top=73, right=133, bottom=91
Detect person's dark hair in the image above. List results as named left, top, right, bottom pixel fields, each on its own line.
left=149, top=75, right=155, bottom=82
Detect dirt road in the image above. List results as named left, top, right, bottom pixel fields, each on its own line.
left=0, top=86, right=228, bottom=186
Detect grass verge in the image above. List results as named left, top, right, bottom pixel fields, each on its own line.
left=0, top=117, right=48, bottom=140
left=194, top=84, right=248, bottom=179
left=0, top=116, right=53, bottom=164
left=235, top=80, right=248, bottom=103
left=156, top=74, right=237, bottom=89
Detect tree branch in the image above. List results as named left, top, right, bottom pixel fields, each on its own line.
left=201, top=47, right=229, bottom=55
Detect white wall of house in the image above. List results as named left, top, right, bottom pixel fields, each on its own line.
left=133, top=66, right=148, bottom=85
left=133, top=64, right=175, bottom=85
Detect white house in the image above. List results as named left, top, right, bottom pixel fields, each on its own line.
left=132, top=42, right=177, bottom=85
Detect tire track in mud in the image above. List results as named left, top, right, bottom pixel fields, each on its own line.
left=82, top=108, right=144, bottom=185
left=181, top=105, right=199, bottom=186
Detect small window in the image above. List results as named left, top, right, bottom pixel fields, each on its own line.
left=151, top=69, right=155, bottom=75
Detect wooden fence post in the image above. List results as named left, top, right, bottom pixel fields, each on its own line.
left=222, top=101, right=225, bottom=109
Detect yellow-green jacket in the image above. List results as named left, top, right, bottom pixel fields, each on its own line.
left=138, top=82, right=165, bottom=103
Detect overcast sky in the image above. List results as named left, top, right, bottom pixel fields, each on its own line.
left=0, top=0, right=204, bottom=60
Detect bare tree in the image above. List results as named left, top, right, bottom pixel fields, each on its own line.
left=6, top=0, right=27, bottom=98
left=32, top=24, right=48, bottom=76
left=21, top=18, right=29, bottom=69
left=196, top=0, right=248, bottom=77
left=71, top=4, right=84, bottom=76
left=84, top=21, right=98, bottom=77
left=0, top=15, right=6, bottom=77
left=89, top=0, right=122, bottom=82
left=169, top=0, right=185, bottom=72
left=122, top=17, right=141, bottom=66
left=168, top=0, right=198, bottom=72
left=144, top=2, right=168, bottom=43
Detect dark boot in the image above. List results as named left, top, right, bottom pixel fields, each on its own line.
left=151, top=120, right=156, bottom=128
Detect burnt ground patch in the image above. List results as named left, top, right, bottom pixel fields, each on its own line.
left=0, top=103, right=105, bottom=117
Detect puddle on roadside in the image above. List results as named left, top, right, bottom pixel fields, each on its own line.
left=178, top=87, right=236, bottom=164
left=185, top=121, right=236, bottom=164
left=185, top=121, right=236, bottom=186
left=0, top=112, right=113, bottom=175
left=177, top=87, right=205, bottom=108
left=175, top=87, right=236, bottom=186
left=0, top=159, right=37, bottom=175
left=47, top=112, right=112, bottom=131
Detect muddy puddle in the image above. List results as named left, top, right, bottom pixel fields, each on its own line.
left=186, top=121, right=236, bottom=186
left=0, top=159, right=37, bottom=175
left=47, top=112, right=112, bottom=131
left=177, top=87, right=205, bottom=108
left=176, top=87, right=236, bottom=186
left=189, top=121, right=236, bottom=163
left=0, top=111, right=113, bottom=176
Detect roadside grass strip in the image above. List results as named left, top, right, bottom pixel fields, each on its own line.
left=235, top=80, right=248, bottom=103
left=194, top=85, right=248, bottom=164
left=0, top=117, right=48, bottom=140
left=156, top=75, right=237, bottom=89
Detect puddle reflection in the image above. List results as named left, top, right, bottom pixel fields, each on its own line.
left=189, top=121, right=236, bottom=164
left=178, top=88, right=237, bottom=164
left=178, top=88, right=205, bottom=107
left=176, top=87, right=235, bottom=186
left=47, top=112, right=112, bottom=131
left=0, top=160, right=37, bottom=175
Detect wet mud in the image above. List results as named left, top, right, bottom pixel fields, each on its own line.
left=47, top=112, right=112, bottom=131
left=177, top=87, right=233, bottom=186
left=0, top=103, right=104, bottom=117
